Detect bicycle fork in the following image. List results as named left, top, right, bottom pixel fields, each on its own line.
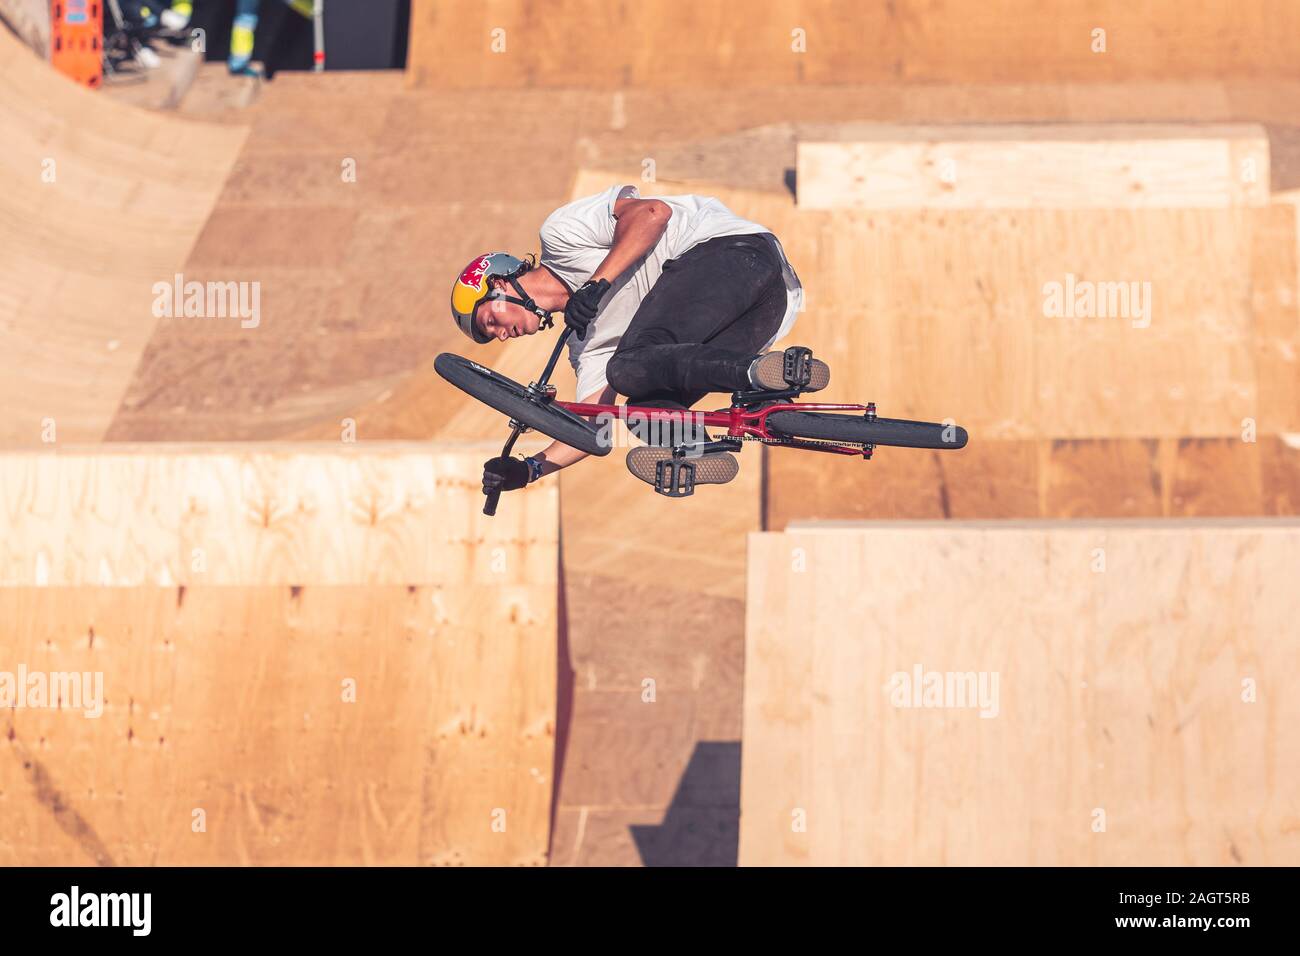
left=482, top=328, right=573, bottom=516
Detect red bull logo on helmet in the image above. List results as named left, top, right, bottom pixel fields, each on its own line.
left=458, top=254, right=495, bottom=290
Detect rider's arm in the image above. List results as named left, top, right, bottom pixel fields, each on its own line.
left=585, top=196, right=671, bottom=285
left=530, top=385, right=617, bottom=478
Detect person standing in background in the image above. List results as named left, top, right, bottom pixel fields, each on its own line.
left=226, top=0, right=315, bottom=76
left=159, top=1, right=193, bottom=32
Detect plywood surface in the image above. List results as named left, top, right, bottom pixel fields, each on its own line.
left=797, top=125, right=1269, bottom=209
left=763, top=435, right=1300, bottom=525
left=408, top=1, right=1300, bottom=90
left=0, top=444, right=558, bottom=865
left=0, top=28, right=247, bottom=447
left=741, top=521, right=1300, bottom=865
left=0, top=444, right=556, bottom=587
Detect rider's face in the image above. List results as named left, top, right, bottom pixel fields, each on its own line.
left=475, top=290, right=540, bottom=342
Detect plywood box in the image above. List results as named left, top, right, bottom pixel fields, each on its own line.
left=797, top=125, right=1269, bottom=210
left=741, top=520, right=1300, bottom=865
left=0, top=444, right=558, bottom=865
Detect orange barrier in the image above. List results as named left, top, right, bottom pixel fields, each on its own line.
left=50, top=0, right=102, bottom=88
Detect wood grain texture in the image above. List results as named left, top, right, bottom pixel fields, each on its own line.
left=0, top=444, right=557, bottom=865
left=741, top=521, right=1300, bottom=865
left=0, top=444, right=557, bottom=587
left=1251, top=201, right=1300, bottom=432
left=765, top=437, right=1300, bottom=527
left=798, top=126, right=1270, bottom=210
left=407, top=1, right=1300, bottom=90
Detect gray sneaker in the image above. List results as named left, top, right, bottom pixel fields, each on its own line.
left=747, top=347, right=830, bottom=392
left=626, top=447, right=739, bottom=489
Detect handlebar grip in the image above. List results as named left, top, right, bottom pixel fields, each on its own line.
left=483, top=487, right=502, bottom=516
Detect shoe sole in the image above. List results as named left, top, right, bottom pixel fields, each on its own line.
left=751, top=350, right=831, bottom=391
left=625, top=447, right=739, bottom=487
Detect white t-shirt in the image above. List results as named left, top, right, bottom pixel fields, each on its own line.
left=539, top=184, right=803, bottom=399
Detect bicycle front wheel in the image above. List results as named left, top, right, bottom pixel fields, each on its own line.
left=435, top=353, right=611, bottom=456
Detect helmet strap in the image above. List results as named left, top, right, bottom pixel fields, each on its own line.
left=499, top=273, right=557, bottom=328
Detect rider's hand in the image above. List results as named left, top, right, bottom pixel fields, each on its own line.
left=564, top=278, right=610, bottom=339
left=482, top=456, right=531, bottom=494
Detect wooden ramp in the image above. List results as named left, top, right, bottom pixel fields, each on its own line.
left=106, top=73, right=575, bottom=443
left=740, top=520, right=1300, bottom=866
left=0, top=444, right=557, bottom=865
left=0, top=27, right=247, bottom=447
left=771, top=133, right=1300, bottom=523
left=796, top=124, right=1269, bottom=209
left=407, top=1, right=1300, bottom=90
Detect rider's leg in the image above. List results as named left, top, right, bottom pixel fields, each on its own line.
left=229, top=0, right=260, bottom=74
left=161, top=1, right=193, bottom=31
left=605, top=233, right=786, bottom=404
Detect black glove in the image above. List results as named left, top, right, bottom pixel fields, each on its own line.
left=482, top=456, right=531, bottom=494
left=564, top=278, right=610, bottom=339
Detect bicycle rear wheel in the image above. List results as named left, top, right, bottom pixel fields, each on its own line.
left=435, top=353, right=611, bottom=456
left=766, top=411, right=967, bottom=450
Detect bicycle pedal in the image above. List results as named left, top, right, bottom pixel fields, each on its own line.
left=655, top=458, right=695, bottom=497
left=783, top=346, right=814, bottom=387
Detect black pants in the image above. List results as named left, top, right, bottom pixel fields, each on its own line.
left=604, top=232, right=786, bottom=408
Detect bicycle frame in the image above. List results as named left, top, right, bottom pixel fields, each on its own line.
left=556, top=399, right=876, bottom=457
left=480, top=327, right=874, bottom=515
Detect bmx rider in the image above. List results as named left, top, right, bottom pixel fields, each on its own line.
left=449, top=184, right=829, bottom=495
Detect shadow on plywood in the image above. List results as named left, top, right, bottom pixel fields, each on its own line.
left=629, top=741, right=741, bottom=867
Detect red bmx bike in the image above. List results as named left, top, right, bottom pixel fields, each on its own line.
left=436, top=330, right=968, bottom=515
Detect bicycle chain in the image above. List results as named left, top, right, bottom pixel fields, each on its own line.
left=731, top=434, right=872, bottom=450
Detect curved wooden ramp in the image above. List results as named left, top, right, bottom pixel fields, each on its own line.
left=0, top=444, right=557, bottom=865
left=0, top=28, right=246, bottom=447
